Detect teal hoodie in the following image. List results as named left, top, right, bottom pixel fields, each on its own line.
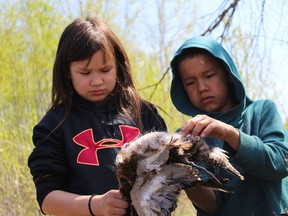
left=170, top=36, right=288, bottom=216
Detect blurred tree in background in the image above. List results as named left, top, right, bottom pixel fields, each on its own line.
left=0, top=0, right=287, bottom=215
left=0, top=0, right=67, bottom=215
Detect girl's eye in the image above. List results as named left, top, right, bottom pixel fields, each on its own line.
left=102, top=68, right=112, bottom=73
left=185, top=81, right=195, bottom=86
left=80, top=71, right=90, bottom=75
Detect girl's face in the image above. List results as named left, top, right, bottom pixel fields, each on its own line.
left=178, top=53, right=234, bottom=113
left=70, top=50, right=117, bottom=104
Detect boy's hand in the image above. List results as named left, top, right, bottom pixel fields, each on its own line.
left=180, top=114, right=240, bottom=151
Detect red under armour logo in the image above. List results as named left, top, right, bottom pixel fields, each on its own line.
left=73, top=125, right=140, bottom=166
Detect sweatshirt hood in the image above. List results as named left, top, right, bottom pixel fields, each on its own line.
left=170, top=36, right=251, bottom=121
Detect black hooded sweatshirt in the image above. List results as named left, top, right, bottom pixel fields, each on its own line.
left=28, top=93, right=167, bottom=209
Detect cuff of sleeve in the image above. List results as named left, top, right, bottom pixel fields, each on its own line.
left=230, top=130, right=260, bottom=167
left=34, top=174, right=66, bottom=214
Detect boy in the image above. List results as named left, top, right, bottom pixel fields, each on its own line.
left=170, top=36, right=288, bottom=216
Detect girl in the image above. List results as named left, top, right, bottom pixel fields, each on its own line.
left=170, top=36, right=288, bottom=216
left=28, top=15, right=166, bottom=216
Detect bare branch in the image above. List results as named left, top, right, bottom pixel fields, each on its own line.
left=201, top=0, right=241, bottom=37
left=138, top=0, right=243, bottom=99
left=139, top=66, right=171, bottom=101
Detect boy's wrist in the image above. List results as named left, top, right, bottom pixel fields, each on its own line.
left=225, top=126, right=240, bottom=151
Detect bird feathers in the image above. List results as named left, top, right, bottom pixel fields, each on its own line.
left=116, top=131, right=244, bottom=216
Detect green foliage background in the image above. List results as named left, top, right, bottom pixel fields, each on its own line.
left=0, top=0, right=191, bottom=215
left=0, top=1, right=66, bottom=215
left=1, top=0, right=287, bottom=215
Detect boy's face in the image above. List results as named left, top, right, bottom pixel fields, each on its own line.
left=178, top=53, right=234, bottom=113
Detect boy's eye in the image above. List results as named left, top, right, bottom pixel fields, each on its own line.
left=206, top=73, right=215, bottom=78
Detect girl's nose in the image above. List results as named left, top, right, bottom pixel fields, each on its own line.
left=90, top=74, right=103, bottom=86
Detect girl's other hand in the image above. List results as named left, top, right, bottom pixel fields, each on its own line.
left=92, top=189, right=129, bottom=216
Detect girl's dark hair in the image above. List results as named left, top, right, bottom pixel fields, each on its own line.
left=50, top=15, right=144, bottom=129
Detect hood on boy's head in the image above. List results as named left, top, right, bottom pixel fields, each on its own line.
left=170, top=36, right=246, bottom=116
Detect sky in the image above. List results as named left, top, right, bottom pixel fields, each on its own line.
left=194, top=0, right=288, bottom=121
left=59, top=0, right=288, bottom=121
left=135, top=0, right=288, bottom=120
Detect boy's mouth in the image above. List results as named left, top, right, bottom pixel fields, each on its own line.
left=200, top=96, right=213, bottom=104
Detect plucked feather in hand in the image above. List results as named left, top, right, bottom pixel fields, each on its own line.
left=115, top=131, right=244, bottom=216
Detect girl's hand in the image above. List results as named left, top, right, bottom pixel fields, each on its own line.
left=180, top=114, right=240, bottom=151
left=92, top=190, right=128, bottom=216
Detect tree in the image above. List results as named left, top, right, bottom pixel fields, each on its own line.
left=0, top=0, right=67, bottom=215
left=1, top=0, right=288, bottom=215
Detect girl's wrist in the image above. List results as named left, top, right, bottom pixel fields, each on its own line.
left=88, top=194, right=97, bottom=216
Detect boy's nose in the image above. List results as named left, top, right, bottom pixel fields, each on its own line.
left=198, top=80, right=208, bottom=91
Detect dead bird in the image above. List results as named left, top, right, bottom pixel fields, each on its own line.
left=116, top=131, right=244, bottom=216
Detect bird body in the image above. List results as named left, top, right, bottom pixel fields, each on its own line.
left=116, top=131, right=244, bottom=216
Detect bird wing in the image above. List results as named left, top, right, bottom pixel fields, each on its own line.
left=130, top=163, right=199, bottom=216
left=183, top=135, right=244, bottom=180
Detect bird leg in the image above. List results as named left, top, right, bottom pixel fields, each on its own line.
left=185, top=161, right=222, bottom=188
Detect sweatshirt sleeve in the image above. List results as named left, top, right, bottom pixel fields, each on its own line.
left=28, top=111, right=69, bottom=209
left=231, top=100, right=288, bottom=181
